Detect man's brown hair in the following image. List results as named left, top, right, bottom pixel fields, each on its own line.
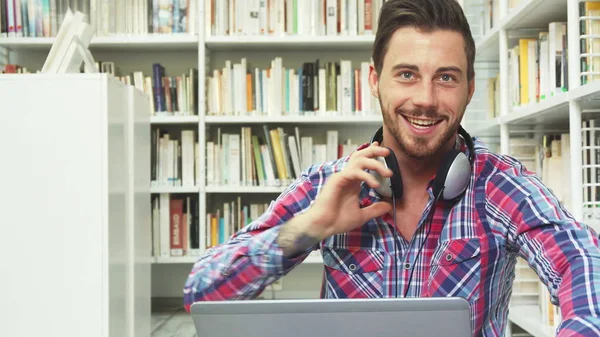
left=372, top=0, right=476, bottom=81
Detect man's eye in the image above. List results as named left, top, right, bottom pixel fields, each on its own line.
left=440, top=74, right=453, bottom=82
left=400, top=72, right=413, bottom=79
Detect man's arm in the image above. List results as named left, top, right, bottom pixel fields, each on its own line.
left=486, top=167, right=600, bottom=336
left=182, top=174, right=319, bottom=312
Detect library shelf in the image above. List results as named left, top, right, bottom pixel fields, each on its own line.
left=154, top=251, right=324, bottom=264
left=204, top=35, right=375, bottom=51
left=154, top=256, right=199, bottom=264
left=204, top=185, right=287, bottom=194
left=475, top=26, right=500, bottom=62
left=508, top=305, right=555, bottom=337
left=569, top=81, right=600, bottom=111
left=504, top=0, right=567, bottom=31
left=150, top=115, right=199, bottom=124
left=474, top=0, right=567, bottom=62
left=0, top=34, right=199, bottom=51
left=150, top=186, right=200, bottom=194
left=203, top=115, right=383, bottom=124
left=503, top=92, right=570, bottom=126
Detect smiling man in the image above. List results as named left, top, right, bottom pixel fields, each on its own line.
left=183, top=0, right=600, bottom=336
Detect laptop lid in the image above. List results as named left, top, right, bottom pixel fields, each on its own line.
left=190, top=297, right=472, bottom=337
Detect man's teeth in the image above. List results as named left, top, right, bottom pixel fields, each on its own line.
left=406, top=117, right=438, bottom=128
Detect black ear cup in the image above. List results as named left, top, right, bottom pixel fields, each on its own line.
left=383, top=148, right=403, bottom=199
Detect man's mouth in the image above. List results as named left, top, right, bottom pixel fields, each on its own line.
left=402, top=115, right=443, bottom=129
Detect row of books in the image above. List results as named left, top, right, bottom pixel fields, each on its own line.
left=489, top=2, right=600, bottom=113
left=95, top=61, right=199, bottom=116
left=1, top=0, right=63, bottom=38
left=2, top=63, right=31, bottom=73
left=206, top=57, right=382, bottom=117
left=206, top=0, right=385, bottom=37
left=151, top=128, right=199, bottom=188
left=206, top=126, right=356, bottom=188
left=205, top=197, right=270, bottom=249
left=0, top=0, right=198, bottom=38
left=479, top=0, right=524, bottom=38
left=152, top=194, right=200, bottom=257
left=507, top=22, right=567, bottom=108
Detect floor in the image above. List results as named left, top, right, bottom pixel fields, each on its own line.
left=151, top=300, right=197, bottom=337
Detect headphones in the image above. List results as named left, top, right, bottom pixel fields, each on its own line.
left=368, top=125, right=475, bottom=202
left=367, top=125, right=475, bottom=297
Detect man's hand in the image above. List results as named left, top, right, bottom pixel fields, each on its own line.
left=276, top=142, right=394, bottom=257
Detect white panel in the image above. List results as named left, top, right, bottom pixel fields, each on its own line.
left=0, top=74, right=106, bottom=337
left=106, top=77, right=128, bottom=337
left=126, top=85, right=152, bottom=337
left=0, top=73, right=146, bottom=337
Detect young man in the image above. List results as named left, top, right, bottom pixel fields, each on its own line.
left=184, top=0, right=600, bottom=335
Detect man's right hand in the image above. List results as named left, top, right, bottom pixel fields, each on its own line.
left=304, top=141, right=394, bottom=240
left=275, top=142, right=394, bottom=257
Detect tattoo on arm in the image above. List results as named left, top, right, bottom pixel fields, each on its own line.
left=276, top=220, right=320, bottom=258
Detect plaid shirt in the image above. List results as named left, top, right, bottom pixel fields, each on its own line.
left=184, top=137, right=600, bottom=337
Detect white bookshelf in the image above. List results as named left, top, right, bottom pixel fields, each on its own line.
left=204, top=115, right=384, bottom=124
left=508, top=305, right=555, bottom=337
left=0, top=74, right=151, bottom=337
left=0, top=34, right=199, bottom=51
left=205, top=35, right=376, bottom=51
left=154, top=250, right=324, bottom=264
left=151, top=115, right=200, bottom=124
left=2, top=0, right=598, bottom=336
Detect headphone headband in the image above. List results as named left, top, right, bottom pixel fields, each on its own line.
left=368, top=125, right=475, bottom=202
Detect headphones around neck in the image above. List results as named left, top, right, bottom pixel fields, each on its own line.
left=368, top=125, right=475, bottom=202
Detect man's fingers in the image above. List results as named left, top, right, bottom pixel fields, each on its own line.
left=349, top=157, right=393, bottom=178
left=338, top=169, right=381, bottom=189
left=355, top=143, right=390, bottom=159
left=360, top=201, right=393, bottom=223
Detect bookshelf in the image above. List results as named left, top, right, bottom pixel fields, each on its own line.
left=0, top=74, right=151, bottom=337
left=2, top=0, right=600, bottom=336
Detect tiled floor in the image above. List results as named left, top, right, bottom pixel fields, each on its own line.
left=152, top=301, right=196, bottom=337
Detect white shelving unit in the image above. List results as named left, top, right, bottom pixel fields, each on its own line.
left=509, top=305, right=555, bottom=337
left=0, top=74, right=151, bottom=337
left=2, top=0, right=597, bottom=336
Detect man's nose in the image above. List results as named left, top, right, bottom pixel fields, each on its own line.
left=411, top=81, right=438, bottom=110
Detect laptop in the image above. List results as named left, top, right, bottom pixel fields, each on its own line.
left=190, top=297, right=472, bottom=337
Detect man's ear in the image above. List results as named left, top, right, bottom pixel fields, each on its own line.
left=369, top=63, right=379, bottom=98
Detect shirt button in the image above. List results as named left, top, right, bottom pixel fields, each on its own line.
left=348, top=264, right=357, bottom=271
left=221, top=269, right=230, bottom=276
left=446, top=254, right=453, bottom=262
left=404, top=262, right=411, bottom=269
left=263, top=255, right=271, bottom=263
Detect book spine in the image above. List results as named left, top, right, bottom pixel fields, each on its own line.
left=0, top=0, right=7, bottom=37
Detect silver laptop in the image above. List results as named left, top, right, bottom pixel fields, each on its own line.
left=190, top=297, right=472, bottom=337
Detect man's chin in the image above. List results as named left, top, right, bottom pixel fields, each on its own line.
left=398, top=136, right=447, bottom=160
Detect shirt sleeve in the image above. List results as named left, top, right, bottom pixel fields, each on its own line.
left=182, top=173, right=318, bottom=312
left=486, top=166, right=600, bottom=336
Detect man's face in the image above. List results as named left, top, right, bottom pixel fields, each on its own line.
left=370, top=26, right=475, bottom=160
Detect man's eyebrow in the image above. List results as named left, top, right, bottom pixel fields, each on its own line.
left=436, top=66, right=462, bottom=74
left=390, top=64, right=463, bottom=74
left=391, top=63, right=419, bottom=72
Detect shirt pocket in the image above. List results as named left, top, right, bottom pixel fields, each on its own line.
left=321, top=247, right=384, bottom=298
left=428, top=237, right=482, bottom=302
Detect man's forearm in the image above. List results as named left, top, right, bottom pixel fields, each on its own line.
left=276, top=212, right=323, bottom=258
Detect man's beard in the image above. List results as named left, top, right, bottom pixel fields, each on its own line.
left=378, top=97, right=458, bottom=160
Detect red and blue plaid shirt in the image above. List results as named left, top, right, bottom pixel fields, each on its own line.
left=184, top=137, right=600, bottom=337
